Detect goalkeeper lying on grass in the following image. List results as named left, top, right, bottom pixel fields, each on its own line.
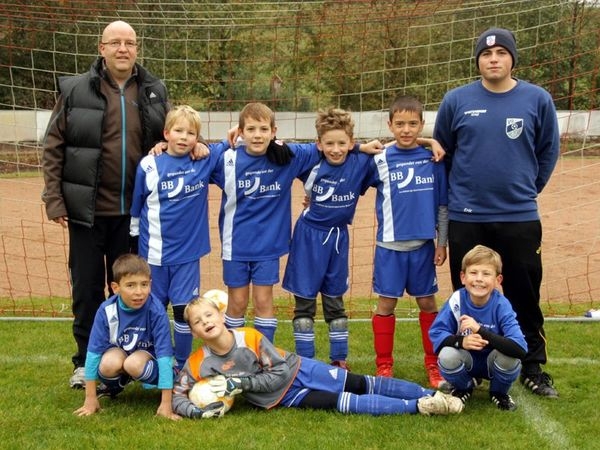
left=171, top=295, right=464, bottom=418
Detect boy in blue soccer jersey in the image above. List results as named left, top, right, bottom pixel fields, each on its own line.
left=172, top=296, right=464, bottom=418
left=282, top=108, right=365, bottom=370
left=210, top=102, right=322, bottom=344
left=74, top=254, right=180, bottom=420
left=366, top=95, right=449, bottom=390
left=429, top=245, right=527, bottom=411
left=130, top=105, right=229, bottom=370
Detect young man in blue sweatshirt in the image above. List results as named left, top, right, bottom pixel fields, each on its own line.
left=433, top=27, right=560, bottom=398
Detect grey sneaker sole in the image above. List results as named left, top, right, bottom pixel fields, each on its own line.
left=69, top=367, right=86, bottom=389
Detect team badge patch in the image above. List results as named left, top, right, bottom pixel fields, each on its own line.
left=506, top=118, right=523, bottom=139
left=486, top=35, right=496, bottom=46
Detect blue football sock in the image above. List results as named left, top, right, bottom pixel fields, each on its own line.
left=136, top=359, right=157, bottom=384
left=173, top=320, right=192, bottom=370
left=225, top=314, right=245, bottom=329
left=97, top=373, right=122, bottom=390
left=337, top=392, right=418, bottom=415
left=438, top=362, right=474, bottom=391
left=329, top=329, right=348, bottom=361
left=294, top=330, right=315, bottom=358
left=489, top=360, right=521, bottom=394
left=365, top=374, right=433, bottom=398
left=254, top=316, right=277, bottom=343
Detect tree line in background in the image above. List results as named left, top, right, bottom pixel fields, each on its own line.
left=1, top=0, right=598, bottom=113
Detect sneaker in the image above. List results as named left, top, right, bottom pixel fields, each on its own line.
left=331, top=360, right=351, bottom=371
left=417, top=391, right=464, bottom=416
left=96, top=383, right=124, bottom=399
left=425, top=363, right=452, bottom=392
left=97, top=375, right=131, bottom=399
left=69, top=367, right=86, bottom=389
left=451, top=387, right=473, bottom=405
left=490, top=392, right=517, bottom=411
left=520, top=372, right=559, bottom=398
left=437, top=391, right=465, bottom=414
left=417, top=394, right=446, bottom=416
left=376, top=363, right=393, bottom=378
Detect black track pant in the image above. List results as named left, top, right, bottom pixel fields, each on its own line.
left=68, top=216, right=130, bottom=368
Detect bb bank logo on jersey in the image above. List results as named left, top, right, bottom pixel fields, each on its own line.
left=506, top=118, right=523, bottom=139
left=238, top=177, right=281, bottom=196
left=162, top=177, right=205, bottom=198
left=119, top=332, right=140, bottom=351
left=312, top=183, right=355, bottom=203
left=390, top=167, right=434, bottom=189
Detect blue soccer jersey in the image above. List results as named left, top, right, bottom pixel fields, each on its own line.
left=365, top=145, right=448, bottom=242
left=130, top=141, right=228, bottom=266
left=86, top=294, right=174, bottom=388
left=283, top=151, right=372, bottom=297
left=299, top=151, right=371, bottom=227
left=429, top=288, right=528, bottom=357
left=211, top=143, right=321, bottom=261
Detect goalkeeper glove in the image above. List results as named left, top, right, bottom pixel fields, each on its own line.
left=209, top=375, right=248, bottom=397
left=266, top=138, right=294, bottom=166
left=128, top=235, right=139, bottom=255
left=190, top=401, right=226, bottom=419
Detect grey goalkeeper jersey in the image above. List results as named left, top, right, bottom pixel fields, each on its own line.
left=172, top=327, right=301, bottom=416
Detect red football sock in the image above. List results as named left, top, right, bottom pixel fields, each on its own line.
left=419, top=311, right=438, bottom=366
left=372, top=314, right=395, bottom=367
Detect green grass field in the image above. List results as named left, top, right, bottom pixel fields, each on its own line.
left=0, top=319, right=598, bottom=450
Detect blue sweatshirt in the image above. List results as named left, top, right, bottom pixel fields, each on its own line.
left=433, top=79, right=559, bottom=222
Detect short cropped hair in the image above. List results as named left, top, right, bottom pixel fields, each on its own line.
left=315, top=108, right=355, bottom=140
left=461, top=245, right=503, bottom=274
left=112, top=253, right=151, bottom=283
left=164, top=105, right=201, bottom=136
left=183, top=296, right=221, bottom=324
left=388, top=95, right=424, bottom=121
left=238, top=102, right=275, bottom=129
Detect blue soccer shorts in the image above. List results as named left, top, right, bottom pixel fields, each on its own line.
left=223, top=258, right=280, bottom=287
left=372, top=241, right=438, bottom=298
left=150, top=260, right=200, bottom=307
left=280, top=356, right=349, bottom=407
left=283, top=219, right=349, bottom=298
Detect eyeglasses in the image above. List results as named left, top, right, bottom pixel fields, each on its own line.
left=101, top=40, right=138, bottom=49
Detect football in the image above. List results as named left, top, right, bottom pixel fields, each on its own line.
left=202, top=289, right=228, bottom=312
left=189, top=378, right=235, bottom=413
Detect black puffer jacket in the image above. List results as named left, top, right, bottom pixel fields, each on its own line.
left=43, top=58, right=169, bottom=227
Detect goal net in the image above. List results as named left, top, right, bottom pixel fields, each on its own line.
left=1, top=0, right=599, bottom=318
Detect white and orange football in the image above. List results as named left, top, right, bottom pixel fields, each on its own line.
left=202, top=289, right=228, bottom=312
left=189, top=377, right=235, bottom=414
